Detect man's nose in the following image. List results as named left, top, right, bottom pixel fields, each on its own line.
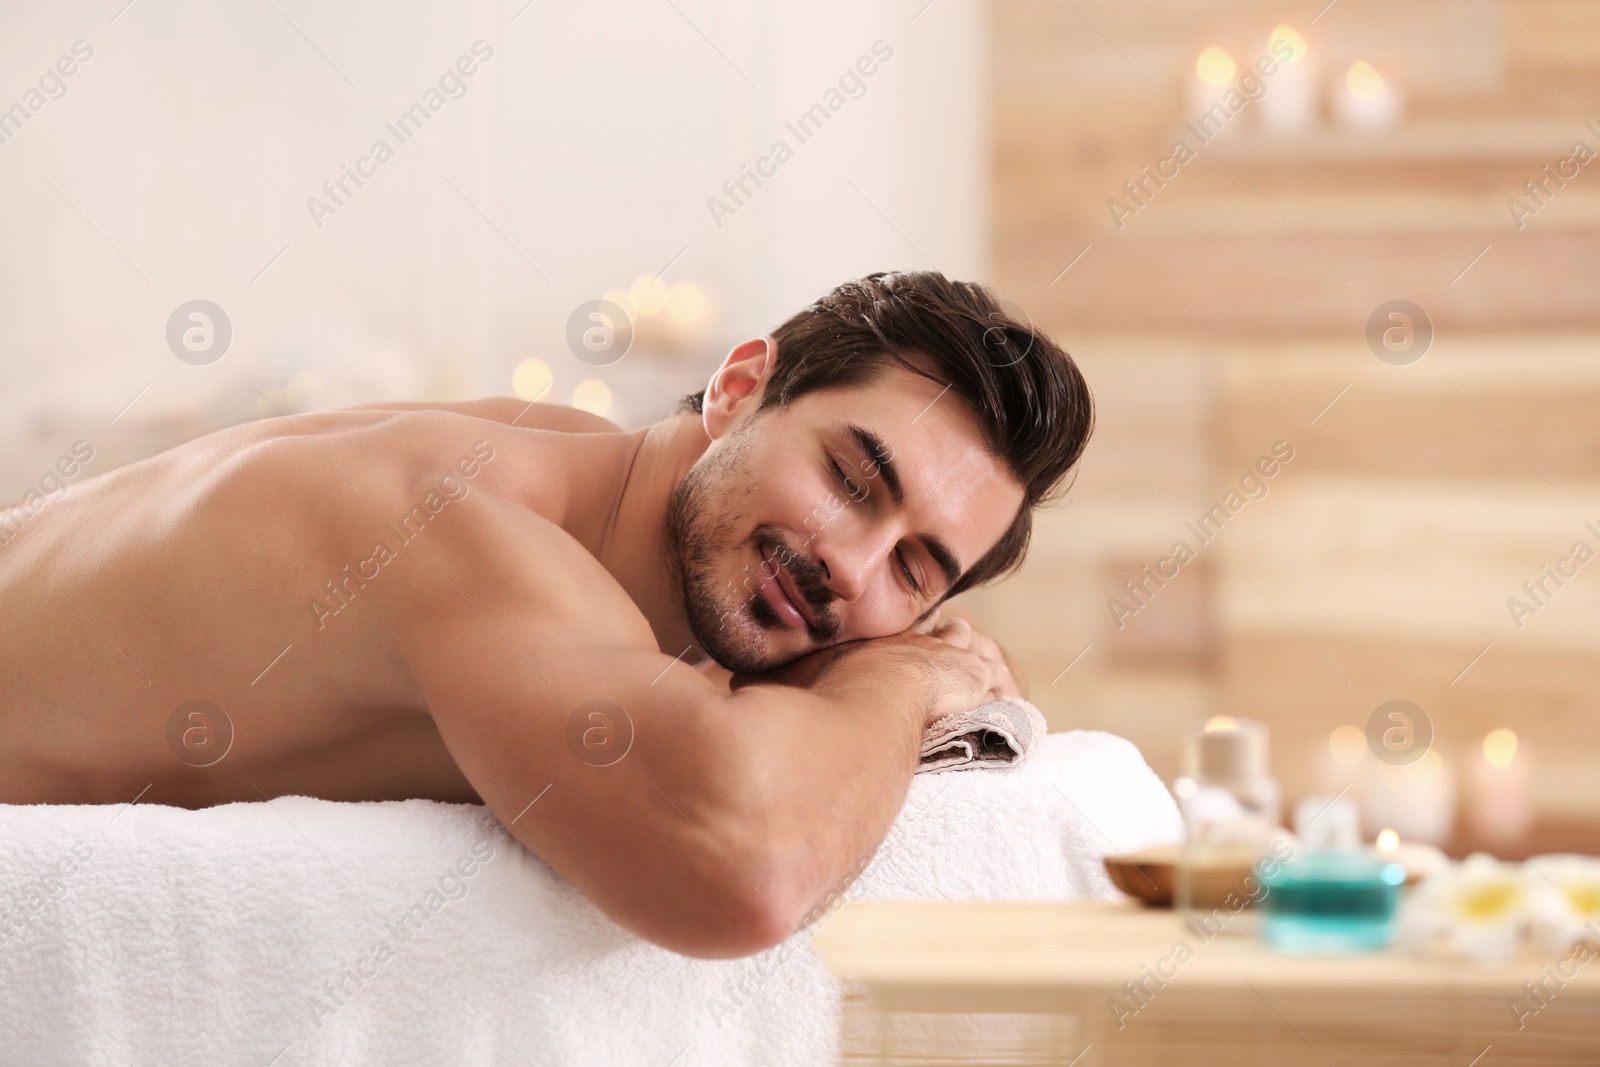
left=813, top=527, right=894, bottom=603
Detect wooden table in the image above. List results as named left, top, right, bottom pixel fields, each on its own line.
left=810, top=900, right=1600, bottom=1066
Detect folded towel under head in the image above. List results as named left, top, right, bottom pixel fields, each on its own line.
left=918, top=696, right=1048, bottom=774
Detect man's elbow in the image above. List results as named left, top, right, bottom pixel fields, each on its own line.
left=642, top=694, right=831, bottom=959
left=652, top=800, right=814, bottom=958
left=641, top=867, right=802, bottom=960
left=696, top=878, right=804, bottom=960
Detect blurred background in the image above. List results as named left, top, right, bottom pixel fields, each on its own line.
left=2, top=0, right=1596, bottom=856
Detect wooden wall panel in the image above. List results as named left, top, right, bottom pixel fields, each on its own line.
left=982, top=0, right=1600, bottom=829
left=992, top=0, right=1600, bottom=335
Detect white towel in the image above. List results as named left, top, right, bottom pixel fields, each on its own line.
left=0, top=730, right=1180, bottom=1067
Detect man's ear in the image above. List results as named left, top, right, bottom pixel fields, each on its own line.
left=702, top=336, right=776, bottom=440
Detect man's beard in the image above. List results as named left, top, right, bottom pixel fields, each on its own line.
left=663, top=422, right=841, bottom=674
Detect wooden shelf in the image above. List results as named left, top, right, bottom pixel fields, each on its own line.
left=1202, top=120, right=1600, bottom=165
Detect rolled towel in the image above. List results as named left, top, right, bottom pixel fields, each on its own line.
left=918, top=696, right=1048, bottom=774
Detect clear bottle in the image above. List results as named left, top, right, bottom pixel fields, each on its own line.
left=1260, top=796, right=1406, bottom=953
left=1174, top=717, right=1281, bottom=919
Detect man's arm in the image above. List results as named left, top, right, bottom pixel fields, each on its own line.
left=914, top=606, right=1028, bottom=700
left=401, top=540, right=997, bottom=959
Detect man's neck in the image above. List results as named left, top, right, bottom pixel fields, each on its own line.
left=565, top=414, right=710, bottom=661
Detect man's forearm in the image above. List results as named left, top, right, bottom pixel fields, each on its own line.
left=713, top=639, right=942, bottom=937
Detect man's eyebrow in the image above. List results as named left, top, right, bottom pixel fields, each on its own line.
left=919, top=533, right=963, bottom=593
left=843, top=423, right=963, bottom=592
left=846, top=424, right=902, bottom=505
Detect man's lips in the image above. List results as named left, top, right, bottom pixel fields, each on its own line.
left=759, top=544, right=813, bottom=629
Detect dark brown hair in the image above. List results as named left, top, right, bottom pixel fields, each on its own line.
left=681, top=270, right=1094, bottom=601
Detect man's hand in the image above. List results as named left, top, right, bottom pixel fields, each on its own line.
left=729, top=616, right=1014, bottom=726
left=912, top=608, right=1027, bottom=703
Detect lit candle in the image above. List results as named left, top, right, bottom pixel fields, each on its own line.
left=629, top=273, right=670, bottom=316
left=1334, top=60, right=1402, bottom=131
left=1258, top=25, right=1315, bottom=135
left=1373, top=827, right=1448, bottom=885
left=571, top=379, right=613, bottom=418
left=1189, top=45, right=1238, bottom=117
left=1359, top=749, right=1455, bottom=846
left=1464, top=728, right=1533, bottom=847
left=1315, top=723, right=1369, bottom=795
left=666, top=281, right=706, bottom=323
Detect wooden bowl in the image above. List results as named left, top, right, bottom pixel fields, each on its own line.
left=1104, top=845, right=1260, bottom=909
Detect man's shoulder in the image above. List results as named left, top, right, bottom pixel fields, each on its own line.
left=391, top=484, right=656, bottom=662
left=390, top=501, right=660, bottom=718
left=511, top=402, right=621, bottom=435
left=349, top=397, right=622, bottom=437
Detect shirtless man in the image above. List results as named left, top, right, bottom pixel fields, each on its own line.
left=0, top=270, right=1092, bottom=959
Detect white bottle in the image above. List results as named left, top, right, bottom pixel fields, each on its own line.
left=1174, top=716, right=1281, bottom=918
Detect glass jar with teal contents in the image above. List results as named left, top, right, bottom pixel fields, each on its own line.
left=1261, top=796, right=1406, bottom=953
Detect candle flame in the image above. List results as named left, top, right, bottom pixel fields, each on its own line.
left=1268, top=25, right=1307, bottom=63
left=1196, top=47, right=1237, bottom=87
left=1328, top=724, right=1366, bottom=764
left=572, top=379, right=613, bottom=418
left=1405, top=749, right=1444, bottom=784
left=667, top=280, right=706, bottom=322
left=1376, top=828, right=1400, bottom=853
left=512, top=357, right=553, bottom=402
left=1203, top=715, right=1239, bottom=733
left=1484, top=728, right=1518, bottom=769
left=1346, top=60, right=1385, bottom=100
left=629, top=274, right=670, bottom=316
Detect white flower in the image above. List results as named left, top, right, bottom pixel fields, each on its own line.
left=1401, top=853, right=1530, bottom=962
left=1526, top=854, right=1600, bottom=955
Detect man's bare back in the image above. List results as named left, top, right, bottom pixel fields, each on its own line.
left=0, top=401, right=642, bottom=810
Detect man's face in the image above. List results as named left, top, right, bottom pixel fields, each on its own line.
left=666, top=364, right=1025, bottom=674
